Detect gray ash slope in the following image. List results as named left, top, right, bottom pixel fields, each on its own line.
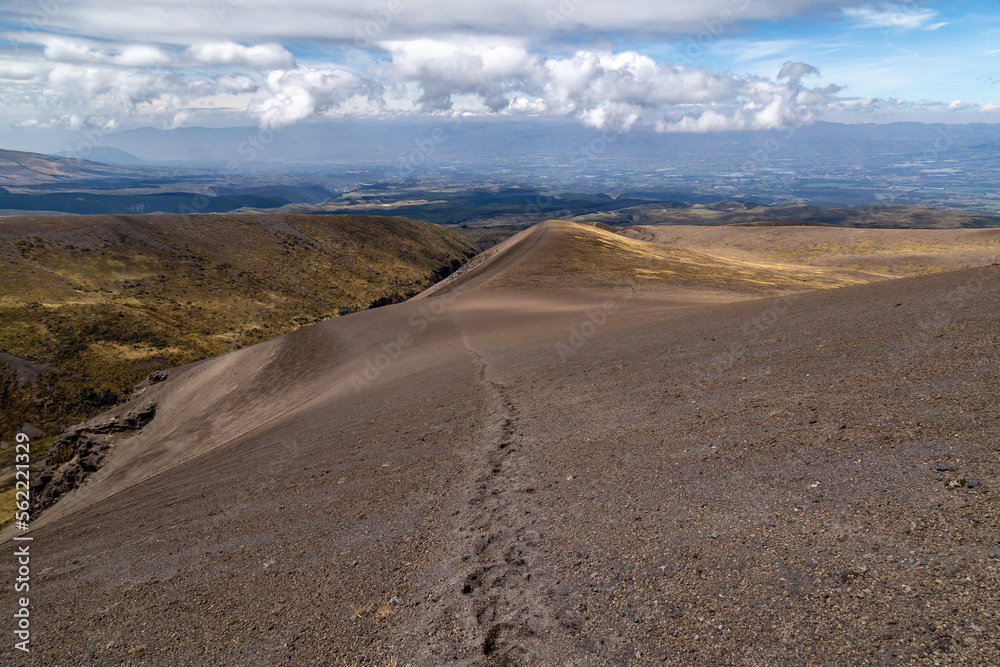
left=3, top=221, right=999, bottom=666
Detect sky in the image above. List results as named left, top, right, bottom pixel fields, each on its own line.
left=0, top=0, right=998, bottom=141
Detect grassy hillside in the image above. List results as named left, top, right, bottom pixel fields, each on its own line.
left=478, top=221, right=875, bottom=296
left=0, top=213, right=477, bottom=438
left=570, top=201, right=1000, bottom=229
left=627, top=225, right=1000, bottom=278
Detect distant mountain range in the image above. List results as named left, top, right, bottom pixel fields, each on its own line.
left=0, top=148, right=171, bottom=186
left=47, top=119, right=1000, bottom=167
left=3, top=117, right=999, bottom=213
left=52, top=146, right=145, bottom=165
left=0, top=149, right=337, bottom=213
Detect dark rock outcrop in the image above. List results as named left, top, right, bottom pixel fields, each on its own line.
left=29, top=401, right=156, bottom=513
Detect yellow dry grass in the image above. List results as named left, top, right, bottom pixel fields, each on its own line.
left=489, top=221, right=872, bottom=297
left=631, top=225, right=1000, bottom=278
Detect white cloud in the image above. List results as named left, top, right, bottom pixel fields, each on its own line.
left=376, top=43, right=833, bottom=133
left=378, top=43, right=766, bottom=130
left=382, top=39, right=542, bottom=113
left=216, top=74, right=258, bottom=93
left=730, top=40, right=803, bottom=62
left=42, top=37, right=107, bottom=64
left=40, top=37, right=172, bottom=67
left=43, top=64, right=181, bottom=125
left=0, top=61, right=43, bottom=81
left=843, top=5, right=943, bottom=32
left=825, top=96, right=990, bottom=117
left=542, top=51, right=746, bottom=130
left=5, top=0, right=978, bottom=134
left=657, top=72, right=836, bottom=132
left=7, top=55, right=265, bottom=129
left=249, top=66, right=382, bottom=128
left=982, top=102, right=1000, bottom=112
left=777, top=61, right=819, bottom=84
left=947, top=99, right=978, bottom=111
left=187, top=43, right=295, bottom=70
left=0, top=24, right=849, bottom=134
left=165, top=110, right=190, bottom=129
left=112, top=45, right=171, bottom=67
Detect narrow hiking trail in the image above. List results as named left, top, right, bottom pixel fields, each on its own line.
left=397, top=333, right=578, bottom=664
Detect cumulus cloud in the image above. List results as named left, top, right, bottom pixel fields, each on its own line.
left=42, top=38, right=106, bottom=64
left=777, top=61, right=818, bottom=85
left=249, top=67, right=383, bottom=129
left=112, top=45, right=172, bottom=67
left=41, top=37, right=172, bottom=67
left=382, top=40, right=542, bottom=113
left=541, top=51, right=745, bottom=130
left=0, top=36, right=298, bottom=128
left=186, top=43, right=295, bottom=70
left=947, top=99, right=978, bottom=111
left=16, top=58, right=264, bottom=129
left=379, top=43, right=754, bottom=130
left=165, top=110, right=191, bottom=129
left=42, top=64, right=182, bottom=126
left=377, top=43, right=835, bottom=133
left=216, top=74, right=259, bottom=93
left=656, top=61, right=837, bottom=132
left=2, top=24, right=849, bottom=134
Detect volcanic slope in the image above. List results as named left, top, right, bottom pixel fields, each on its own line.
left=4, top=220, right=1000, bottom=666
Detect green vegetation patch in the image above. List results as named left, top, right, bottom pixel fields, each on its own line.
left=0, top=213, right=476, bottom=435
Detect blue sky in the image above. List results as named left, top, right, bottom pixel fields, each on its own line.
left=670, top=2, right=1000, bottom=108
left=0, top=0, right=997, bottom=142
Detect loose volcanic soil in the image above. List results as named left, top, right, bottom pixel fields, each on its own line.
left=3, top=220, right=1000, bottom=666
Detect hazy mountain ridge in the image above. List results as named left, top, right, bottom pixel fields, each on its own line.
left=60, top=120, right=1000, bottom=166
left=52, top=147, right=146, bottom=166
left=5, top=117, right=1000, bottom=214
left=0, top=148, right=172, bottom=186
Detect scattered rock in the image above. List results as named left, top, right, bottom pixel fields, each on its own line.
left=130, top=369, right=169, bottom=399
left=19, top=422, right=46, bottom=440
left=87, top=401, right=157, bottom=433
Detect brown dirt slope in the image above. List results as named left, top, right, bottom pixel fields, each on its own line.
left=3, top=221, right=999, bottom=666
